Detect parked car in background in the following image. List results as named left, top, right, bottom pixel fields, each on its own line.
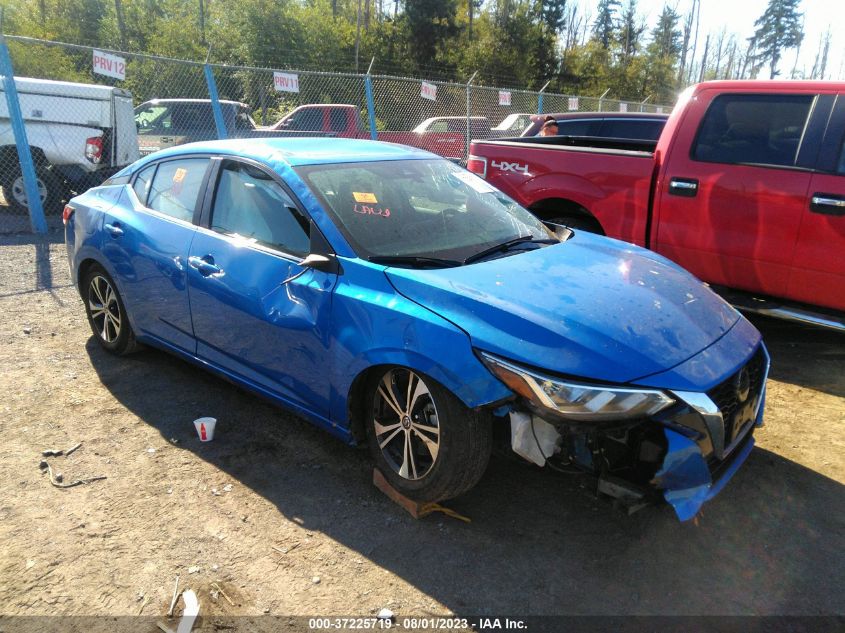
left=268, top=105, right=490, bottom=161
left=492, top=113, right=534, bottom=135
left=520, top=111, right=669, bottom=139
left=1, top=77, right=138, bottom=213
left=64, top=137, right=767, bottom=521
left=469, top=80, right=845, bottom=329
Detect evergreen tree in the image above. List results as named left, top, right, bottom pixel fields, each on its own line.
left=751, top=0, right=804, bottom=79
left=592, top=0, right=620, bottom=50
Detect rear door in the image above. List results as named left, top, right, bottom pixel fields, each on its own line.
left=653, top=90, right=817, bottom=297
left=102, top=156, right=211, bottom=352
left=187, top=157, right=336, bottom=416
left=788, top=94, right=845, bottom=311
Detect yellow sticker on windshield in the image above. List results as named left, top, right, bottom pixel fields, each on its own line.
left=353, top=192, right=378, bottom=203
left=173, top=168, right=187, bottom=183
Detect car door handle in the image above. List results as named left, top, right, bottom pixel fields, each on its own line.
left=668, top=178, right=699, bottom=197
left=188, top=255, right=222, bottom=277
left=810, top=193, right=845, bottom=216
left=104, top=222, right=124, bottom=238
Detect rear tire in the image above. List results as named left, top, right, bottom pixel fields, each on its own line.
left=1, top=165, right=64, bottom=215
left=365, top=367, right=492, bottom=502
left=82, top=264, right=138, bottom=355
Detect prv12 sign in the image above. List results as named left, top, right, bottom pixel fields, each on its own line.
left=421, top=81, right=437, bottom=101
left=92, top=50, right=126, bottom=81
left=274, top=72, right=300, bottom=93
left=498, top=91, right=511, bottom=106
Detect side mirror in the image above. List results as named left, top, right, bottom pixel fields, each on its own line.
left=298, top=253, right=339, bottom=274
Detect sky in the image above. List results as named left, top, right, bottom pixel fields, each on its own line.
left=577, top=0, right=845, bottom=80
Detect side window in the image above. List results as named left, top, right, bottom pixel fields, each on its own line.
left=211, top=162, right=310, bottom=255
left=135, top=104, right=171, bottom=135
left=132, top=163, right=157, bottom=205
left=329, top=109, right=348, bottom=132
left=692, top=94, right=814, bottom=167
left=288, top=109, right=324, bottom=131
left=429, top=121, right=448, bottom=133
left=147, top=158, right=209, bottom=222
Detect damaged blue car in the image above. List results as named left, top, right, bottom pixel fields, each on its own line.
left=64, top=138, right=768, bottom=521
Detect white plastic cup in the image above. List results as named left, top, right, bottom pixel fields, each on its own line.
left=194, top=417, right=217, bottom=442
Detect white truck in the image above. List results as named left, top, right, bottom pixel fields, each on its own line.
left=0, top=77, right=138, bottom=213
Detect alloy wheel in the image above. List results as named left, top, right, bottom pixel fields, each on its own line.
left=88, top=275, right=122, bottom=343
left=373, top=368, right=441, bottom=480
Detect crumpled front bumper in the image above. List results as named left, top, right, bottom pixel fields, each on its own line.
left=653, top=381, right=766, bottom=521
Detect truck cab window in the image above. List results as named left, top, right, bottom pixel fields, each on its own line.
left=692, top=94, right=814, bottom=168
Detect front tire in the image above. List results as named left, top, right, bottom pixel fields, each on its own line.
left=366, top=367, right=492, bottom=502
left=82, top=264, right=138, bottom=355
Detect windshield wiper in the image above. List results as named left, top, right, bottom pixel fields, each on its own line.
left=368, top=255, right=463, bottom=269
left=463, top=235, right=557, bottom=265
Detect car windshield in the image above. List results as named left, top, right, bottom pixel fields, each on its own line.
left=297, top=159, right=555, bottom=263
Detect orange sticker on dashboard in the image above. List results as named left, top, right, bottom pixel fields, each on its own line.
left=353, top=192, right=378, bottom=203
left=173, top=168, right=187, bottom=183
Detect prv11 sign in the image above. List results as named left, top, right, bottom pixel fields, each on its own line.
left=274, top=72, right=300, bottom=93
left=93, top=50, right=126, bottom=81
left=498, top=91, right=511, bottom=106
left=421, top=81, right=437, bottom=101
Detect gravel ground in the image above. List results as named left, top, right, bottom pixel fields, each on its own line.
left=0, top=233, right=843, bottom=624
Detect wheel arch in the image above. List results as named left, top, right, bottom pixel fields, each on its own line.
left=529, top=197, right=606, bottom=234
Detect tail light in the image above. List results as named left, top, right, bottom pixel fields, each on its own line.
left=62, top=204, right=75, bottom=225
left=85, top=136, right=103, bottom=164
left=466, top=155, right=487, bottom=178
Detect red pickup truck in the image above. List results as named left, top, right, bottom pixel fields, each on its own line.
left=468, top=81, right=845, bottom=329
left=267, top=104, right=488, bottom=161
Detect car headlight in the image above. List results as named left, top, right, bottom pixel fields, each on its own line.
left=479, top=352, right=674, bottom=422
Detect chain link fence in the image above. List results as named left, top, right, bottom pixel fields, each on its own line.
left=0, top=34, right=670, bottom=234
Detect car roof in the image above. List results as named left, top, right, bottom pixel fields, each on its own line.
left=129, top=138, right=437, bottom=169
left=138, top=98, right=249, bottom=108
left=531, top=111, right=669, bottom=122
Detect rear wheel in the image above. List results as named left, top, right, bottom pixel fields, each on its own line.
left=82, top=264, right=138, bottom=355
left=1, top=166, right=64, bottom=215
left=366, top=367, right=492, bottom=502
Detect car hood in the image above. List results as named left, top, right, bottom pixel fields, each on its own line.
left=384, top=233, right=740, bottom=384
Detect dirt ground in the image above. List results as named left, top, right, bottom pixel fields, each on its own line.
left=0, top=232, right=843, bottom=625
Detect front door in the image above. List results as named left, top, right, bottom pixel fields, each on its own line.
left=187, top=158, right=336, bottom=417
left=654, top=91, right=816, bottom=297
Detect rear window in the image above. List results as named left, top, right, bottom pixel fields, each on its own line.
left=147, top=158, right=209, bottom=222
left=600, top=118, right=665, bottom=141
left=692, top=94, right=814, bottom=168
left=555, top=120, right=601, bottom=136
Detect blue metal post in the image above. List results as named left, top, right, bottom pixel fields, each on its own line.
left=537, top=92, right=543, bottom=114
left=0, top=37, right=47, bottom=233
left=364, top=75, right=377, bottom=141
left=203, top=64, right=228, bottom=140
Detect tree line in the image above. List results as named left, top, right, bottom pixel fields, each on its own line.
left=2, top=0, right=829, bottom=105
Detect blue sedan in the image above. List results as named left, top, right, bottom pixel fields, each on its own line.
left=64, top=139, right=768, bottom=520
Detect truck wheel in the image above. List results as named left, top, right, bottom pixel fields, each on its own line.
left=366, top=367, right=492, bottom=502
left=1, top=166, right=64, bottom=215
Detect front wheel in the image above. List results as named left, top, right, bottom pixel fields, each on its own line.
left=366, top=367, right=492, bottom=502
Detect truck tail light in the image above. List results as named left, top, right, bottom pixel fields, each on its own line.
left=85, top=136, right=103, bottom=164
left=62, top=204, right=75, bottom=225
left=467, top=155, right=487, bottom=178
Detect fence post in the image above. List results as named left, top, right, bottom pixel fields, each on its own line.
left=203, top=64, right=227, bottom=140
left=0, top=35, right=47, bottom=233
left=364, top=58, right=377, bottom=141
left=536, top=81, right=550, bottom=115
left=465, top=71, right=478, bottom=163
left=640, top=94, right=652, bottom=112
left=598, top=88, right=610, bottom=113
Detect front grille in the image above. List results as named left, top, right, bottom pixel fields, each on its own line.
left=707, top=346, right=767, bottom=447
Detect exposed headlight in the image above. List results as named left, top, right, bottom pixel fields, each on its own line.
left=479, top=352, right=674, bottom=422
